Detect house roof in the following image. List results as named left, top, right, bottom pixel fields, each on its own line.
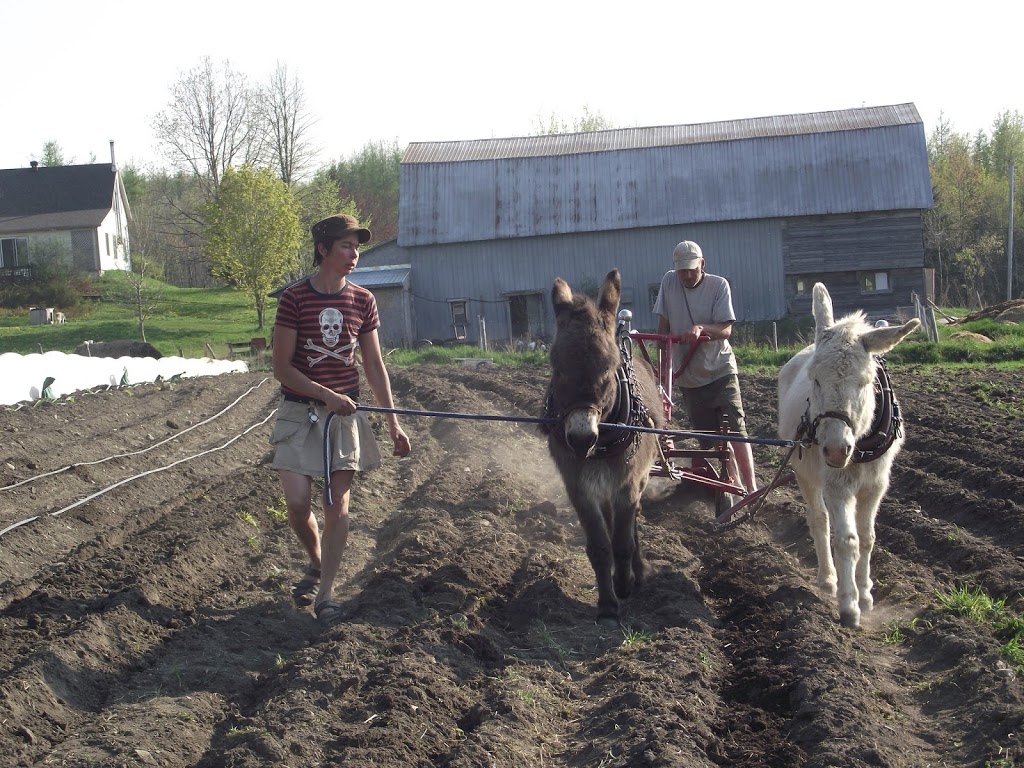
left=0, top=163, right=120, bottom=234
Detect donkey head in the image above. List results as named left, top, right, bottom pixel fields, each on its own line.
left=807, top=283, right=920, bottom=468
left=549, top=270, right=622, bottom=458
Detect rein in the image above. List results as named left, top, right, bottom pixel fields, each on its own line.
left=802, top=357, right=903, bottom=464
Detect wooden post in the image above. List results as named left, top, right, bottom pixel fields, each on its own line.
left=205, top=343, right=218, bottom=359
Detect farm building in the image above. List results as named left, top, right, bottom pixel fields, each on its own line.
left=357, top=102, right=933, bottom=348
left=0, top=143, right=132, bottom=281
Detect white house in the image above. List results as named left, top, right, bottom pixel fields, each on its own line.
left=0, top=142, right=132, bottom=280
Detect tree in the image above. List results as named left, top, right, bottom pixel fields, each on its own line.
left=264, top=62, right=318, bottom=186
left=324, top=140, right=401, bottom=242
left=106, top=253, right=164, bottom=342
left=203, top=165, right=301, bottom=328
left=290, top=172, right=364, bottom=281
left=40, top=141, right=70, bottom=166
left=533, top=105, right=615, bottom=135
left=152, top=57, right=267, bottom=199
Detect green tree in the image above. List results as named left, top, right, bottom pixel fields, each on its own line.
left=40, top=141, right=69, bottom=166
left=291, top=172, right=364, bottom=280
left=203, top=165, right=301, bottom=328
left=533, top=105, right=615, bottom=135
left=324, top=140, right=400, bottom=242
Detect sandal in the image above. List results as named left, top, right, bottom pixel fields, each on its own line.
left=314, top=599, right=346, bottom=628
left=291, top=567, right=320, bottom=607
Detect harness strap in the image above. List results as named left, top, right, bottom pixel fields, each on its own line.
left=802, top=357, right=903, bottom=464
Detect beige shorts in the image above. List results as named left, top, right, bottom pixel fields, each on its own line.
left=270, top=398, right=382, bottom=476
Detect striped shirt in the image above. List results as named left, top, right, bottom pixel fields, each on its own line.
left=275, top=278, right=379, bottom=398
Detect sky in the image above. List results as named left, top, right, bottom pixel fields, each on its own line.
left=2, top=0, right=1019, bottom=173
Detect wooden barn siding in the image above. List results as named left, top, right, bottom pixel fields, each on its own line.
left=784, top=270, right=926, bottom=320
left=398, top=124, right=931, bottom=248
left=407, top=220, right=785, bottom=344
left=782, top=211, right=927, bottom=317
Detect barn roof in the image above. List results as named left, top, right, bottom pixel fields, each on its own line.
left=397, top=103, right=933, bottom=247
left=402, top=103, right=924, bottom=163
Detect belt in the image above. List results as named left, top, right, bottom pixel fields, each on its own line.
left=282, top=392, right=325, bottom=405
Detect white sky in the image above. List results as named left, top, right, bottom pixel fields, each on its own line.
left=2, top=0, right=1019, bottom=172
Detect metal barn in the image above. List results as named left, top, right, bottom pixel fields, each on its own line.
left=368, top=103, right=934, bottom=346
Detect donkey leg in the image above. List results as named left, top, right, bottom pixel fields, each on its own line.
left=798, top=479, right=837, bottom=596
left=576, top=505, right=619, bottom=625
left=825, top=490, right=862, bottom=628
left=853, top=483, right=885, bottom=616
left=611, top=498, right=643, bottom=600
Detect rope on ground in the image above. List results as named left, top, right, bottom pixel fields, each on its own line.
left=0, top=409, right=278, bottom=542
left=49, top=409, right=278, bottom=518
left=0, top=377, right=271, bottom=493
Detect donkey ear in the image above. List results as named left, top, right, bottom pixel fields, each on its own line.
left=552, top=278, right=573, bottom=315
left=598, top=269, right=621, bottom=316
left=861, top=318, right=921, bottom=355
left=812, top=283, right=834, bottom=345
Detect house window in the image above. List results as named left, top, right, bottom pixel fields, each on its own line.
left=1, top=237, right=28, bottom=267
left=449, top=299, right=469, bottom=340
left=106, top=233, right=111, bottom=256
left=860, top=271, right=891, bottom=294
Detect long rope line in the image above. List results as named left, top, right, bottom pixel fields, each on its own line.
left=0, top=378, right=271, bottom=493
left=355, top=405, right=804, bottom=448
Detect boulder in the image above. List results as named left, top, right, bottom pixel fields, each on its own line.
left=74, top=340, right=163, bottom=359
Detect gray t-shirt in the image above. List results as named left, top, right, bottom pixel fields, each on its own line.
left=652, top=271, right=737, bottom=388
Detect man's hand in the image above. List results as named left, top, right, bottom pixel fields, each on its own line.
left=390, top=425, right=411, bottom=457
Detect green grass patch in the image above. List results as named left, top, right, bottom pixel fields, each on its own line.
left=935, top=584, right=1024, bottom=670
left=2, top=282, right=1023, bottom=369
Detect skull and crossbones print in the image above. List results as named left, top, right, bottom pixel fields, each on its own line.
left=306, top=308, right=357, bottom=366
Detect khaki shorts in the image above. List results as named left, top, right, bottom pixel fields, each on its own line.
left=679, top=374, right=748, bottom=437
left=270, top=398, right=382, bottom=476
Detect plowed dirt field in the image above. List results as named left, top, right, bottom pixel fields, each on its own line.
left=1, top=362, right=1022, bottom=767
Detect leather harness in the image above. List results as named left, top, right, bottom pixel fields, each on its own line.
left=544, top=321, right=650, bottom=462
left=801, top=357, right=903, bottom=464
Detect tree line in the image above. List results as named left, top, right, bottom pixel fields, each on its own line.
left=37, top=55, right=1022, bottom=329
left=925, top=110, right=1023, bottom=307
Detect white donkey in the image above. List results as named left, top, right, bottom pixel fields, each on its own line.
left=778, top=283, right=920, bottom=627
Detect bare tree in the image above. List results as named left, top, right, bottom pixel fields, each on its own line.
left=152, top=57, right=268, bottom=199
left=264, top=63, right=318, bottom=185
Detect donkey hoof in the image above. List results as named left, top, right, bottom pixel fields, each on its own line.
left=839, top=610, right=861, bottom=629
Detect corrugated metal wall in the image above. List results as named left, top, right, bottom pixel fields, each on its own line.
left=399, top=124, right=931, bottom=248
left=408, top=219, right=784, bottom=344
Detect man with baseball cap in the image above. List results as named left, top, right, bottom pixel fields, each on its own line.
left=652, top=240, right=758, bottom=494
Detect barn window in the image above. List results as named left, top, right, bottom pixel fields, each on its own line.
left=860, top=271, right=891, bottom=294
left=794, top=278, right=809, bottom=296
left=648, top=284, right=661, bottom=310
left=449, top=299, right=469, bottom=340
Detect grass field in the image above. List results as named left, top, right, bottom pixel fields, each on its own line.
left=1, top=273, right=1021, bottom=368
